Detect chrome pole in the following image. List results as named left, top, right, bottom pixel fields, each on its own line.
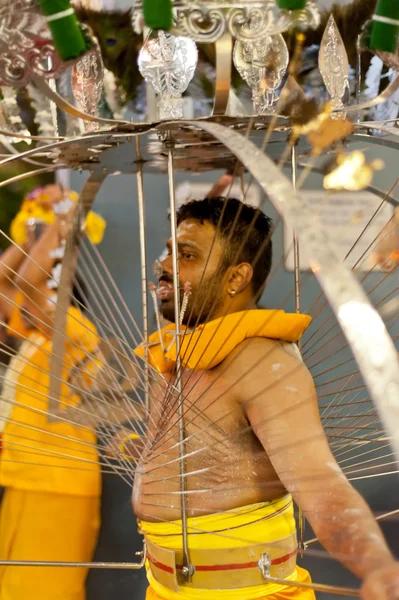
left=292, top=144, right=301, bottom=317
left=135, top=137, right=149, bottom=410
left=167, top=140, right=194, bottom=581
left=292, top=143, right=305, bottom=554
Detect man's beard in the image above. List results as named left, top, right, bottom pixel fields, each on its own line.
left=160, top=269, right=225, bottom=327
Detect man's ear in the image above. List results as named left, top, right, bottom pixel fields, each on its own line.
left=228, top=263, right=253, bottom=294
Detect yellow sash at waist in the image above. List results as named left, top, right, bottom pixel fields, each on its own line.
left=139, top=496, right=304, bottom=600
left=139, top=495, right=295, bottom=548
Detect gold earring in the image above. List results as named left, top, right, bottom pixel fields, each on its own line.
left=229, top=290, right=236, bottom=297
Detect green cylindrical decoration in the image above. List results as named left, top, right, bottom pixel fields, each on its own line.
left=370, top=0, right=399, bottom=53
left=276, top=0, right=307, bottom=9
left=38, top=0, right=87, bottom=61
left=143, top=0, right=173, bottom=30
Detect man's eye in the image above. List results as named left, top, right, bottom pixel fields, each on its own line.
left=182, top=253, right=195, bottom=260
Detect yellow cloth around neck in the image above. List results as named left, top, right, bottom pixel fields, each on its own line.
left=139, top=497, right=314, bottom=600
left=134, top=310, right=311, bottom=373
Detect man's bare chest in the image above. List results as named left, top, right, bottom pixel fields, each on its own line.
left=149, top=366, right=246, bottom=441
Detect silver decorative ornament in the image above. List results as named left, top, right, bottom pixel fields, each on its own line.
left=72, top=43, right=104, bottom=133
left=0, top=0, right=69, bottom=88
left=139, top=0, right=321, bottom=44
left=138, top=31, right=198, bottom=121
left=233, top=26, right=289, bottom=114
left=319, top=14, right=349, bottom=112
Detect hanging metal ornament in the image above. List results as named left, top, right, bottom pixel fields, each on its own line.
left=319, top=14, right=349, bottom=113
left=138, top=30, right=198, bottom=120
left=71, top=42, right=104, bottom=132
left=0, top=0, right=70, bottom=88
left=233, top=22, right=289, bottom=115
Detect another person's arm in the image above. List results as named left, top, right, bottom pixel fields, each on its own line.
left=14, top=219, right=62, bottom=337
left=236, top=338, right=396, bottom=594
left=0, top=243, right=28, bottom=318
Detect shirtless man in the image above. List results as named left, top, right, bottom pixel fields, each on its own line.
left=133, top=197, right=399, bottom=600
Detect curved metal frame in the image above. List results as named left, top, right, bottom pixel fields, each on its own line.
left=0, top=121, right=398, bottom=599
left=190, top=119, right=399, bottom=463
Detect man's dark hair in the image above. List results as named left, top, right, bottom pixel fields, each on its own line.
left=176, top=197, right=273, bottom=297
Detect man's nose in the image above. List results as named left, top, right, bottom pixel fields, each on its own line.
left=160, top=254, right=173, bottom=276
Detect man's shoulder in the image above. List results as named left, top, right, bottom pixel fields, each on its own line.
left=219, top=336, right=305, bottom=382
left=228, top=336, right=302, bottom=361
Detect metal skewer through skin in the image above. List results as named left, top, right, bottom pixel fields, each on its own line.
left=291, top=143, right=305, bottom=555
left=167, top=139, right=195, bottom=581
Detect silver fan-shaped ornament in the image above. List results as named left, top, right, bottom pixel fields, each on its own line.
left=319, top=14, right=349, bottom=112
left=233, top=31, right=289, bottom=115
left=138, top=31, right=198, bottom=120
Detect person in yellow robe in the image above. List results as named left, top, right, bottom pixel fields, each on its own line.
left=0, top=188, right=101, bottom=600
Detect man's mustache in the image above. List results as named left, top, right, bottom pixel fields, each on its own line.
left=158, top=273, right=173, bottom=285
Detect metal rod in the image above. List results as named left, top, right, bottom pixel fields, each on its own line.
left=356, top=35, right=362, bottom=124
left=291, top=143, right=305, bottom=554
left=143, top=27, right=159, bottom=122
left=136, top=137, right=150, bottom=410
left=0, top=547, right=146, bottom=570
left=292, top=146, right=301, bottom=316
left=0, top=165, right=66, bottom=189
left=264, top=575, right=360, bottom=597
left=48, top=171, right=105, bottom=421
left=167, top=140, right=194, bottom=581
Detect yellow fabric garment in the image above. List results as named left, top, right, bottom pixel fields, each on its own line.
left=0, top=306, right=101, bottom=497
left=0, top=487, right=100, bottom=600
left=145, top=568, right=314, bottom=600
left=139, top=497, right=315, bottom=600
left=134, top=310, right=311, bottom=373
left=6, top=291, right=32, bottom=341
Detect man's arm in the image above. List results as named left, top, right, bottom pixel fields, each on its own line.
left=234, top=338, right=395, bottom=581
left=0, top=243, right=28, bottom=318
left=14, top=220, right=62, bottom=336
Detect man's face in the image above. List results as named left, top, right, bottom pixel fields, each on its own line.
left=158, top=219, right=228, bottom=327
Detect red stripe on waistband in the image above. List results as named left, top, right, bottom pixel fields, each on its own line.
left=147, top=548, right=297, bottom=574
left=147, top=553, right=174, bottom=574
left=271, top=548, right=297, bottom=566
